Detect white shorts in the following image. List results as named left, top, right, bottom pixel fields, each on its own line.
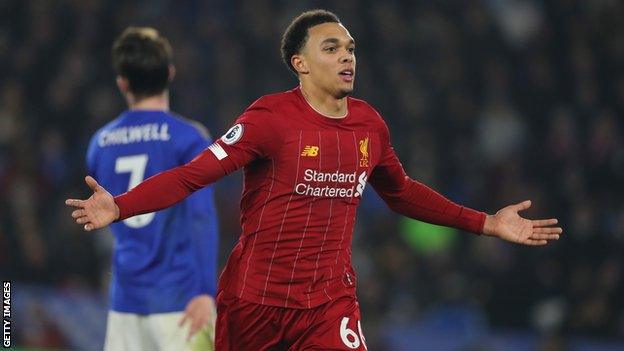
left=104, top=311, right=215, bottom=351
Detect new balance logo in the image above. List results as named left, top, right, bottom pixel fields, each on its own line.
left=301, top=146, right=319, bottom=157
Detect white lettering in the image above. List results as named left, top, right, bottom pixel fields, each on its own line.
left=151, top=124, right=161, bottom=140
left=355, top=171, right=368, bottom=197
left=294, top=183, right=356, bottom=198
left=2, top=282, right=9, bottom=318
left=142, top=125, right=152, bottom=141
left=327, top=187, right=336, bottom=197
left=304, top=169, right=314, bottom=182
left=302, top=169, right=357, bottom=183
left=121, top=128, right=129, bottom=143
left=295, top=169, right=367, bottom=199
left=128, top=125, right=142, bottom=142
left=2, top=281, right=9, bottom=347
left=160, top=123, right=171, bottom=141
left=98, top=123, right=171, bottom=147
left=295, top=183, right=307, bottom=194
left=3, top=320, right=9, bottom=346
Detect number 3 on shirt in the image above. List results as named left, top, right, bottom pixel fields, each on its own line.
left=114, top=154, right=155, bottom=228
left=340, top=317, right=368, bottom=350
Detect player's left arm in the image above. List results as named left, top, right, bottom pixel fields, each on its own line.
left=368, top=122, right=562, bottom=246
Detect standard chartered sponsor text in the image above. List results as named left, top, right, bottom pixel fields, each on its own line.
left=304, top=169, right=356, bottom=183
left=295, top=169, right=367, bottom=198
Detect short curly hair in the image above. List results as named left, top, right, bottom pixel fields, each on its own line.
left=280, top=9, right=340, bottom=75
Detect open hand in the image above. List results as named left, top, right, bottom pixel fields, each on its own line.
left=483, top=200, right=562, bottom=246
left=66, top=176, right=119, bottom=231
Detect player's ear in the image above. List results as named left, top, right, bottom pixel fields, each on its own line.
left=168, top=64, right=176, bottom=83
left=291, top=54, right=309, bottom=75
left=116, top=76, right=129, bottom=94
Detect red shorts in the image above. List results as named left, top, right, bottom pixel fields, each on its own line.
left=215, top=291, right=368, bottom=351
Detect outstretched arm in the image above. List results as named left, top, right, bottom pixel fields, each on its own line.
left=369, top=150, right=563, bottom=245
left=66, top=148, right=227, bottom=231
left=482, top=200, right=561, bottom=245
left=369, top=121, right=562, bottom=245
left=67, top=98, right=280, bottom=231
left=371, top=166, right=562, bottom=245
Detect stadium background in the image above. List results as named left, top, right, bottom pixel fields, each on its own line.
left=2, top=0, right=624, bottom=350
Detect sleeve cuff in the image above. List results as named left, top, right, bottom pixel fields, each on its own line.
left=113, top=194, right=133, bottom=221
left=458, top=207, right=487, bottom=235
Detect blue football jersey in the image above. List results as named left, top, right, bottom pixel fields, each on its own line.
left=86, top=110, right=218, bottom=314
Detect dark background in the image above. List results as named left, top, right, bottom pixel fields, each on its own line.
left=1, top=0, right=623, bottom=350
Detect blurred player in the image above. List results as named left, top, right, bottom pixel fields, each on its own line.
left=68, top=11, right=562, bottom=350
left=86, top=27, right=218, bottom=350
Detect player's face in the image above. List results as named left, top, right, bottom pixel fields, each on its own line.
left=301, top=22, right=356, bottom=98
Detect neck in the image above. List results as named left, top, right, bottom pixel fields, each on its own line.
left=127, top=91, right=169, bottom=111
left=299, top=82, right=347, bottom=119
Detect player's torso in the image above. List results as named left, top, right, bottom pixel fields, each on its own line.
left=90, top=111, right=213, bottom=312
left=229, top=95, right=384, bottom=308
left=93, top=111, right=181, bottom=239
left=240, top=97, right=384, bottom=237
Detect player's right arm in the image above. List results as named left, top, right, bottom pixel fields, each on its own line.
left=368, top=110, right=562, bottom=246
left=66, top=145, right=226, bottom=231
left=66, top=97, right=279, bottom=231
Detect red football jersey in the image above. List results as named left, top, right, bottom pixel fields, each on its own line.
left=115, top=87, right=485, bottom=309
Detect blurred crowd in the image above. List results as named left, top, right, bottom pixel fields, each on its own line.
left=2, top=0, right=623, bottom=348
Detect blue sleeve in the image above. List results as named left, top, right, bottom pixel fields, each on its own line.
left=179, top=124, right=219, bottom=296
left=180, top=125, right=211, bottom=164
